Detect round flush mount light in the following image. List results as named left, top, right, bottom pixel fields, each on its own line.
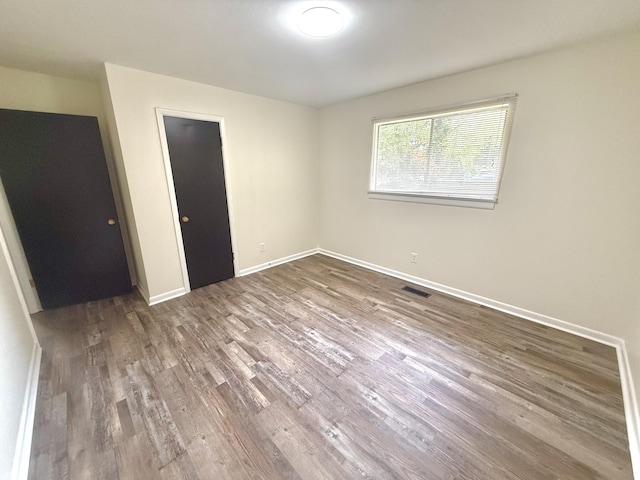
left=298, top=7, right=343, bottom=37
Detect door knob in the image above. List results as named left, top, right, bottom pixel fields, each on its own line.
left=181, top=216, right=190, bottom=223
left=107, top=218, right=117, bottom=225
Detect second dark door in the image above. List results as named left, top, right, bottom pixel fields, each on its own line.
left=163, top=116, right=234, bottom=290
left=0, top=109, right=132, bottom=309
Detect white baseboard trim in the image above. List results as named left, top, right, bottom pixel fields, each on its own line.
left=11, top=341, right=41, bottom=480
left=136, top=283, right=150, bottom=304
left=319, top=249, right=620, bottom=345
left=318, top=249, right=639, bottom=478
left=138, top=249, right=320, bottom=306
left=148, top=287, right=187, bottom=306
left=617, top=343, right=640, bottom=480
left=136, top=283, right=187, bottom=306
left=238, top=248, right=319, bottom=277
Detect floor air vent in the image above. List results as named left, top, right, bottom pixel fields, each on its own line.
left=402, top=286, right=431, bottom=298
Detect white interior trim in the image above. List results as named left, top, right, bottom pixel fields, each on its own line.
left=135, top=283, right=151, bottom=305
left=148, top=287, right=187, bottom=306
left=368, top=192, right=496, bottom=209
left=155, top=109, right=193, bottom=295
left=0, top=183, right=42, bottom=314
left=1, top=216, right=41, bottom=479
left=371, top=93, right=519, bottom=123
left=238, top=248, right=319, bottom=276
left=140, top=248, right=319, bottom=304
left=155, top=108, right=241, bottom=295
left=0, top=221, right=38, bottom=343
left=136, top=283, right=186, bottom=306
left=11, top=342, right=41, bottom=480
left=216, top=117, right=241, bottom=278
left=319, top=249, right=620, bottom=345
left=617, top=342, right=640, bottom=480
left=317, top=248, right=639, bottom=476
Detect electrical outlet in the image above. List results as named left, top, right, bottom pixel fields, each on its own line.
left=260, top=242, right=266, bottom=252
left=410, top=252, right=418, bottom=264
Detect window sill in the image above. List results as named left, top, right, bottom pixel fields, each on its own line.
left=368, top=191, right=496, bottom=210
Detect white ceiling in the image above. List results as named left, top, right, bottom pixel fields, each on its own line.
left=1, top=0, right=639, bottom=106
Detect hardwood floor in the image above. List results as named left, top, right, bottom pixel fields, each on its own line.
left=28, top=254, right=633, bottom=479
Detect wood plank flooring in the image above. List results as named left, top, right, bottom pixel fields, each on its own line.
left=28, top=254, right=633, bottom=479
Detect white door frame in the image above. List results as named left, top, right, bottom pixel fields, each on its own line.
left=0, top=181, right=42, bottom=313
left=155, top=108, right=240, bottom=294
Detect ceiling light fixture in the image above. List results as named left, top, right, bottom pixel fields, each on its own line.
left=298, top=7, right=343, bottom=37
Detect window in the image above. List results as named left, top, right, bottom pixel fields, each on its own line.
left=369, top=95, right=517, bottom=209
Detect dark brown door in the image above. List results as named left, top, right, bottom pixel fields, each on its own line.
left=163, top=116, right=234, bottom=289
left=0, top=109, right=131, bottom=309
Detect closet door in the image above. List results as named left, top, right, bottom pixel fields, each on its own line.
left=0, top=109, right=131, bottom=309
left=163, top=116, right=234, bottom=289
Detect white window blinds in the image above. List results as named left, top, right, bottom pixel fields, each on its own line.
left=370, top=95, right=517, bottom=206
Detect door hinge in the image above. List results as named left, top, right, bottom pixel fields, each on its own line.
left=29, top=278, right=35, bottom=288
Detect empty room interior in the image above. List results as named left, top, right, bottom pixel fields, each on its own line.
left=1, top=1, right=640, bottom=479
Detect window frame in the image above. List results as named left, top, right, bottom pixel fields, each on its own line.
left=368, top=94, right=517, bottom=210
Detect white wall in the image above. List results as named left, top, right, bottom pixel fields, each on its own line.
left=319, top=31, right=640, bottom=405
left=100, top=74, right=146, bottom=291
left=103, top=64, right=320, bottom=300
left=0, top=223, right=38, bottom=478
left=0, top=66, right=136, bottom=311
